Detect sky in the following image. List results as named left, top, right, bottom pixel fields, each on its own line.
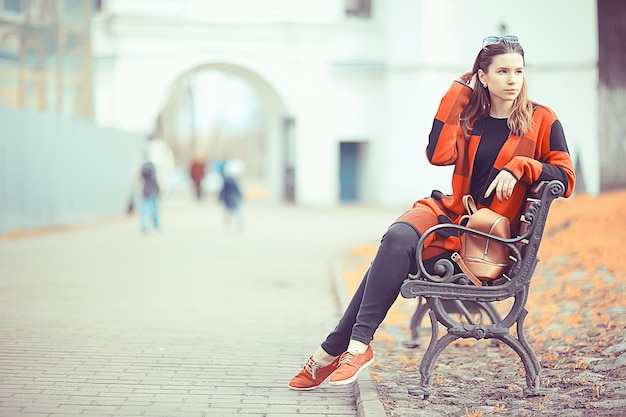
left=190, top=70, right=261, bottom=135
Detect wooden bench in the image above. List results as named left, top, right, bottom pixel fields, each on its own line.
left=399, top=180, right=565, bottom=398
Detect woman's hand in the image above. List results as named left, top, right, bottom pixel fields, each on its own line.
left=485, top=170, right=518, bottom=202
left=457, top=71, right=477, bottom=90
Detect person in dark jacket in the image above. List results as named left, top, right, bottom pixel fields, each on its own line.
left=218, top=175, right=243, bottom=229
left=140, top=160, right=160, bottom=232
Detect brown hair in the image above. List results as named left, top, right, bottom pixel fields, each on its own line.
left=460, top=39, right=535, bottom=139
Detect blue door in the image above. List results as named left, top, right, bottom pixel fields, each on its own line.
left=339, top=142, right=360, bottom=202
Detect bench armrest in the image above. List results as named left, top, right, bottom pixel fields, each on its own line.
left=409, top=180, right=565, bottom=286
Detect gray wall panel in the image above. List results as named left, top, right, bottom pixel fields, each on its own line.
left=0, top=107, right=144, bottom=235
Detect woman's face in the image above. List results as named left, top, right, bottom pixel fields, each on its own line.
left=479, top=52, right=525, bottom=105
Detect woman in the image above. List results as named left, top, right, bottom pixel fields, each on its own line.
left=288, top=35, right=575, bottom=390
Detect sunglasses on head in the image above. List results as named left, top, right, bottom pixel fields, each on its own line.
left=482, top=35, right=519, bottom=48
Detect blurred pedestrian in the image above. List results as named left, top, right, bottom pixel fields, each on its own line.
left=140, top=159, right=160, bottom=233
left=218, top=174, right=243, bottom=229
left=190, top=159, right=206, bottom=201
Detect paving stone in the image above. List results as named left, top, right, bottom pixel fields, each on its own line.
left=0, top=197, right=399, bottom=417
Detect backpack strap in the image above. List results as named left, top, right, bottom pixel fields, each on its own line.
left=462, top=194, right=478, bottom=215
left=452, top=194, right=483, bottom=287
left=451, top=252, right=483, bottom=287
left=457, top=194, right=482, bottom=286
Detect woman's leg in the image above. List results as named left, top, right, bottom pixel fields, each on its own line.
left=320, top=268, right=369, bottom=357
left=289, top=222, right=420, bottom=390
left=321, top=222, right=421, bottom=354
left=325, top=222, right=421, bottom=385
left=350, top=222, right=421, bottom=344
left=290, top=201, right=450, bottom=389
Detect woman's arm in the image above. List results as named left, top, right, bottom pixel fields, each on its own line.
left=502, top=110, right=576, bottom=198
left=426, top=81, right=472, bottom=166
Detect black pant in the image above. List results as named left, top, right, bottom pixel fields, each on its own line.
left=321, top=222, right=422, bottom=356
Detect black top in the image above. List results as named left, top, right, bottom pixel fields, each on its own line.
left=470, top=116, right=511, bottom=205
left=141, top=161, right=160, bottom=198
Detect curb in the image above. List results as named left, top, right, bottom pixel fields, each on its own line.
left=330, top=258, right=388, bottom=417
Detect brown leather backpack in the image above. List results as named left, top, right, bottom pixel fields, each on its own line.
left=452, top=195, right=511, bottom=287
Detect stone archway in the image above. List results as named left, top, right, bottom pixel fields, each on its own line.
left=156, top=63, right=290, bottom=202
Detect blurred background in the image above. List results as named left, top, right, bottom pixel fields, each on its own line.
left=0, top=0, right=623, bottom=236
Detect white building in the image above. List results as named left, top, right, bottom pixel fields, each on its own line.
left=92, top=0, right=599, bottom=207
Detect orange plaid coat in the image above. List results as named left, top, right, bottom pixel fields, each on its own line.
left=397, top=81, right=576, bottom=259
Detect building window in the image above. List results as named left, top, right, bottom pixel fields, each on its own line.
left=346, top=0, right=371, bottom=18
left=60, top=0, right=101, bottom=14
left=4, top=0, right=23, bottom=13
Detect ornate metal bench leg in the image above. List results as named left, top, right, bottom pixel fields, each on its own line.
left=497, top=309, right=551, bottom=397
left=516, top=309, right=552, bottom=396
left=404, top=298, right=503, bottom=349
left=403, top=297, right=429, bottom=348
left=408, top=309, right=460, bottom=399
left=480, top=301, right=503, bottom=346
left=480, top=301, right=502, bottom=325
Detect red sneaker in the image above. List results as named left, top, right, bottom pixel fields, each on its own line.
left=288, top=356, right=340, bottom=391
left=328, top=345, right=374, bottom=386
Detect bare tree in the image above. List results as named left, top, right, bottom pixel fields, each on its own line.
left=598, top=0, right=626, bottom=191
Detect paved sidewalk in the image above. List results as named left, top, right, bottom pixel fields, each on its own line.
left=0, top=194, right=395, bottom=417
